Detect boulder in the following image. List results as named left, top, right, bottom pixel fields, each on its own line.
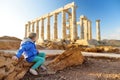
left=0, top=52, right=33, bottom=80
left=0, top=36, right=21, bottom=50
left=47, top=47, right=85, bottom=74
left=84, top=47, right=104, bottom=53
left=46, top=41, right=65, bottom=50
left=103, top=46, right=120, bottom=53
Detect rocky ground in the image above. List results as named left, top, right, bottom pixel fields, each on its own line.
left=22, top=58, right=120, bottom=80
left=0, top=48, right=84, bottom=80
left=1, top=36, right=120, bottom=80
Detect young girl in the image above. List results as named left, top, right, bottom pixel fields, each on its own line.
left=12, top=33, right=46, bottom=75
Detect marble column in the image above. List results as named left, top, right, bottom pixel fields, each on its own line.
left=25, top=24, right=28, bottom=38
left=96, top=20, right=101, bottom=41
left=32, top=22, right=35, bottom=32
left=28, top=21, right=31, bottom=36
left=36, top=20, right=39, bottom=40
left=84, top=19, right=89, bottom=40
left=68, top=15, right=72, bottom=40
left=66, top=10, right=72, bottom=40
left=41, top=18, right=44, bottom=40
left=53, top=13, right=58, bottom=40
left=47, top=15, right=50, bottom=40
left=88, top=20, right=92, bottom=40
left=62, top=10, right=66, bottom=40
left=80, top=17, right=84, bottom=39
left=71, top=5, right=77, bottom=41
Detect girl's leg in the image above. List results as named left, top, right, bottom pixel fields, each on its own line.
left=37, top=52, right=46, bottom=70
left=38, top=52, right=46, bottom=58
left=31, top=56, right=45, bottom=69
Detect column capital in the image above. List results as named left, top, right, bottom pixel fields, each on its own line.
left=36, top=19, right=40, bottom=23
left=39, top=17, right=45, bottom=20
left=53, top=13, right=58, bottom=16
left=32, top=22, right=35, bottom=24
left=80, top=15, right=87, bottom=20
left=88, top=19, right=92, bottom=23
left=25, top=23, right=28, bottom=26
left=96, top=19, right=100, bottom=22
left=28, top=21, right=31, bottom=24
left=47, top=13, right=51, bottom=17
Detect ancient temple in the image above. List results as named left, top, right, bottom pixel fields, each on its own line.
left=25, top=2, right=101, bottom=45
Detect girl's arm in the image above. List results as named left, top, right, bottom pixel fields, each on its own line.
left=16, top=44, right=31, bottom=58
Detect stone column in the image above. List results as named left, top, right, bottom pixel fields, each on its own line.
left=62, top=10, right=66, bottom=40
left=47, top=15, right=50, bottom=40
left=67, top=13, right=72, bottom=40
left=88, top=20, right=92, bottom=40
left=96, top=20, right=101, bottom=41
left=71, top=4, right=77, bottom=41
left=28, top=21, right=31, bottom=36
left=84, top=19, right=88, bottom=40
left=53, top=13, right=58, bottom=40
left=41, top=18, right=44, bottom=40
left=25, top=24, right=28, bottom=38
left=80, top=17, right=84, bottom=39
left=32, top=22, right=35, bottom=32
left=36, top=20, right=39, bottom=40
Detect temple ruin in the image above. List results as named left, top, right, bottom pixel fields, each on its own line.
left=25, top=2, right=101, bottom=45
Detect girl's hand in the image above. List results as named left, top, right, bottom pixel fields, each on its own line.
left=12, top=56, right=18, bottom=61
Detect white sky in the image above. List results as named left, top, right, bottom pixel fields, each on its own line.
left=0, top=1, right=25, bottom=39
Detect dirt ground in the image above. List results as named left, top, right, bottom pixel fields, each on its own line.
left=21, top=58, right=120, bottom=80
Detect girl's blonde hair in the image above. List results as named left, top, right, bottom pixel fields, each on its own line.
left=28, top=32, right=36, bottom=39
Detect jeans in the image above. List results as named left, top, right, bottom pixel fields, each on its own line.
left=31, top=52, right=46, bottom=69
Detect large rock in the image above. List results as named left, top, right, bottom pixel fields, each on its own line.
left=47, top=47, right=85, bottom=74
left=46, top=41, right=66, bottom=50
left=84, top=47, right=104, bottom=53
left=0, top=41, right=21, bottom=50
left=0, top=36, right=21, bottom=50
left=0, top=52, right=33, bottom=80
left=102, top=46, right=120, bottom=53
left=84, top=46, right=120, bottom=53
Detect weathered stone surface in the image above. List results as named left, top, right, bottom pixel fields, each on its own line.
left=103, top=46, right=120, bottom=53
left=47, top=48, right=85, bottom=73
left=84, top=47, right=104, bottom=53
left=0, top=36, right=21, bottom=50
left=84, top=46, right=120, bottom=53
left=45, top=41, right=67, bottom=50
left=0, top=52, right=33, bottom=80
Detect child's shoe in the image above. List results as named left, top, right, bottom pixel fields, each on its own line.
left=40, top=65, right=47, bottom=71
left=29, top=68, right=38, bottom=75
